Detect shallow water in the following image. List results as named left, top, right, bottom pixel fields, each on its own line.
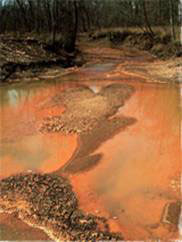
left=70, top=81, right=181, bottom=240
left=0, top=60, right=181, bottom=240
left=0, top=82, right=78, bottom=178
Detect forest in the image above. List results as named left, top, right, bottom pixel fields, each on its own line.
left=0, top=0, right=182, bottom=52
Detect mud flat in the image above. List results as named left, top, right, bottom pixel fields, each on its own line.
left=0, top=172, right=123, bottom=241
left=39, top=83, right=135, bottom=135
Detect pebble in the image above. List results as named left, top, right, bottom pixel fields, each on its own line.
left=0, top=172, right=123, bottom=241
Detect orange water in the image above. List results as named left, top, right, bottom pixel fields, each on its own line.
left=0, top=83, right=78, bottom=178
left=70, top=81, right=181, bottom=240
left=0, top=66, right=181, bottom=240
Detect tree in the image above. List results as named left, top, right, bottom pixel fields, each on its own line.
left=169, top=0, right=176, bottom=41
left=179, top=0, right=182, bottom=45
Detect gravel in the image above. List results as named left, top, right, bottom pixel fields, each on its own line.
left=39, top=84, right=134, bottom=135
left=0, top=172, right=123, bottom=241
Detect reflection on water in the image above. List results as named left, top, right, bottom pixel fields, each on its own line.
left=7, top=89, right=19, bottom=107
left=0, top=82, right=78, bottom=178
left=88, top=85, right=102, bottom=93
left=70, top=81, right=181, bottom=240
left=0, top=77, right=181, bottom=240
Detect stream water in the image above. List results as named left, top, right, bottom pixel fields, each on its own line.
left=0, top=59, right=181, bottom=241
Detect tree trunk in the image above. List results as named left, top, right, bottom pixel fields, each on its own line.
left=51, top=0, right=56, bottom=45
left=16, top=0, right=31, bottom=32
left=179, top=0, right=182, bottom=45
left=169, top=0, right=176, bottom=41
left=142, top=0, right=154, bottom=37
left=67, top=0, right=78, bottom=52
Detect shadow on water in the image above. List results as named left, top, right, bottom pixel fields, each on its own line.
left=57, top=116, right=136, bottom=174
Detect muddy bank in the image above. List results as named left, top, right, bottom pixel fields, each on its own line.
left=78, top=38, right=181, bottom=84
left=0, top=172, right=123, bottom=241
left=89, top=29, right=182, bottom=59
left=0, top=35, right=83, bottom=83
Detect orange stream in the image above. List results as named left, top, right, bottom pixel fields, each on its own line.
left=70, top=81, right=181, bottom=240
left=0, top=68, right=181, bottom=240
left=0, top=84, right=78, bottom=178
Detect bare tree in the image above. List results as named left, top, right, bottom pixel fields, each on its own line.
left=169, top=0, right=176, bottom=41
left=142, top=0, right=154, bottom=37
left=179, top=0, right=182, bottom=45
left=15, top=0, right=31, bottom=31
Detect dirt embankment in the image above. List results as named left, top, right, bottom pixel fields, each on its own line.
left=0, top=35, right=83, bottom=83
left=89, top=29, right=182, bottom=59
left=1, top=32, right=181, bottom=85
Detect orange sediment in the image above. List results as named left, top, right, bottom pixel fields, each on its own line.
left=68, top=81, right=181, bottom=240
left=0, top=46, right=181, bottom=241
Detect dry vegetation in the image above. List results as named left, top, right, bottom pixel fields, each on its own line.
left=89, top=27, right=182, bottom=59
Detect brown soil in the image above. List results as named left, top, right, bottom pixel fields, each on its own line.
left=0, top=172, right=123, bottom=241
left=90, top=30, right=182, bottom=59
left=0, top=35, right=80, bottom=83
left=1, top=33, right=181, bottom=85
